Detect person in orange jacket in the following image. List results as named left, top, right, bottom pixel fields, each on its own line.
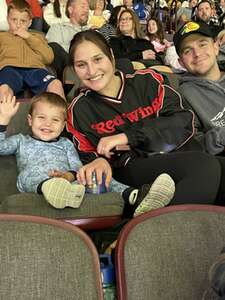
left=6, top=0, right=44, bottom=31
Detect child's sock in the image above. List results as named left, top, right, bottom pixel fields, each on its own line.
left=41, top=178, right=85, bottom=209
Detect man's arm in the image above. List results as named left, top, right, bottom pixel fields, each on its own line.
left=182, top=95, right=225, bottom=154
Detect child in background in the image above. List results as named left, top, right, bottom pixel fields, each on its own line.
left=0, top=0, right=65, bottom=100
left=0, top=92, right=175, bottom=217
left=145, top=17, right=171, bottom=53
left=7, top=0, right=44, bottom=31
left=88, top=0, right=111, bottom=29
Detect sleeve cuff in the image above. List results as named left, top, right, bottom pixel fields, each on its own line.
left=0, top=125, right=7, bottom=132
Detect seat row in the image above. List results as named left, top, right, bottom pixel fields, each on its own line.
left=0, top=204, right=224, bottom=299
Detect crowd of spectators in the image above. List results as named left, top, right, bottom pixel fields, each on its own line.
left=2, top=0, right=225, bottom=294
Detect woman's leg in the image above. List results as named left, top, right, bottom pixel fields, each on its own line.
left=113, top=151, right=221, bottom=205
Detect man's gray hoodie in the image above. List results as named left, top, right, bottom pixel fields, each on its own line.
left=179, top=73, right=225, bottom=154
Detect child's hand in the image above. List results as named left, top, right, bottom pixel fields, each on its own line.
left=0, top=95, right=20, bottom=125
left=13, top=28, right=30, bottom=39
left=48, top=170, right=75, bottom=182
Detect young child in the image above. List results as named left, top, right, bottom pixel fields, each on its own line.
left=145, top=17, right=171, bottom=54
left=88, top=0, right=111, bottom=29
left=0, top=92, right=175, bottom=217
left=0, top=0, right=65, bottom=100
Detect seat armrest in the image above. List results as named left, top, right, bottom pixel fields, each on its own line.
left=0, top=156, right=18, bottom=202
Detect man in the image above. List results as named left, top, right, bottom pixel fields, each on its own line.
left=46, top=0, right=89, bottom=78
left=174, top=21, right=225, bottom=155
left=194, top=0, right=221, bottom=35
left=176, top=0, right=197, bottom=27
left=46, top=0, right=89, bottom=52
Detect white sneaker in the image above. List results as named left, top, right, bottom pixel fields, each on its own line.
left=134, top=173, right=175, bottom=217
left=42, top=178, right=85, bottom=209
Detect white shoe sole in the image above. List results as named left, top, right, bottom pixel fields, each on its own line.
left=134, top=173, right=175, bottom=217
left=42, top=178, right=85, bottom=209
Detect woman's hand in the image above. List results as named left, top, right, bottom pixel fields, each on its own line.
left=77, top=157, right=112, bottom=188
left=97, top=133, right=128, bottom=158
left=142, top=49, right=156, bottom=60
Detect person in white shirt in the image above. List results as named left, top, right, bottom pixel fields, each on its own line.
left=43, top=0, right=69, bottom=26
left=0, top=0, right=9, bottom=31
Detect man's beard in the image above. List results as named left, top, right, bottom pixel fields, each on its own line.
left=79, top=16, right=88, bottom=26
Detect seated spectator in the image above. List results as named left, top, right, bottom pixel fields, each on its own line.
left=123, top=0, right=132, bottom=10
left=109, top=9, right=163, bottom=67
left=145, top=17, right=172, bottom=53
left=111, top=0, right=123, bottom=7
left=0, top=0, right=64, bottom=99
left=7, top=0, right=44, bottom=31
left=46, top=0, right=89, bottom=79
left=217, top=29, right=225, bottom=66
left=88, top=0, right=111, bottom=29
left=43, top=0, right=69, bottom=27
left=0, top=0, right=9, bottom=31
left=98, top=5, right=125, bottom=41
left=0, top=92, right=176, bottom=217
left=174, top=21, right=225, bottom=203
left=133, top=1, right=150, bottom=24
left=193, top=0, right=222, bottom=36
left=176, top=0, right=197, bottom=27
left=174, top=21, right=225, bottom=155
left=67, top=29, right=222, bottom=207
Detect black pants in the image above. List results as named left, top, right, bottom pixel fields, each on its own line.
left=48, top=42, right=69, bottom=80
left=113, top=151, right=221, bottom=205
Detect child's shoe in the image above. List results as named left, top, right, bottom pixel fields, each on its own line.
left=133, top=173, right=175, bottom=217
left=42, top=178, right=85, bottom=209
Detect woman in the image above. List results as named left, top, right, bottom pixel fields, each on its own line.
left=43, top=0, right=69, bottom=26
left=67, top=29, right=221, bottom=206
left=98, top=5, right=126, bottom=41
left=145, top=17, right=171, bottom=53
left=109, top=8, right=163, bottom=66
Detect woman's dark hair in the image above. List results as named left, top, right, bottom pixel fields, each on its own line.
left=117, top=8, right=143, bottom=38
left=146, top=17, right=165, bottom=44
left=108, top=5, right=126, bottom=27
left=53, top=0, right=61, bottom=18
left=69, top=29, right=114, bottom=65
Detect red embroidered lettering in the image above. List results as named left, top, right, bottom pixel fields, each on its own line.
left=114, top=115, right=125, bottom=126
left=105, top=120, right=115, bottom=133
left=126, top=109, right=139, bottom=122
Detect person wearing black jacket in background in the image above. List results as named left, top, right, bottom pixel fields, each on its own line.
left=109, top=8, right=164, bottom=67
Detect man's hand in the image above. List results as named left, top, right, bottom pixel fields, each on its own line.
left=0, top=94, right=20, bottom=125
left=77, top=157, right=112, bottom=188
left=97, top=133, right=128, bottom=158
